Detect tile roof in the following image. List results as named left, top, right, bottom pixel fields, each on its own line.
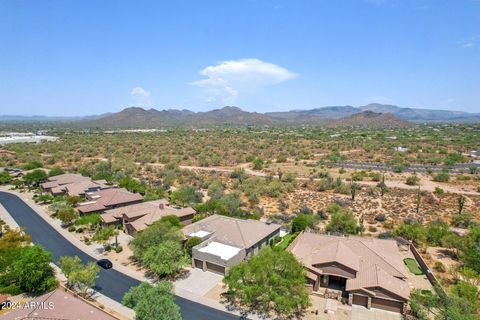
left=0, top=288, right=118, bottom=320
left=77, top=188, right=143, bottom=213
left=182, top=214, right=280, bottom=249
left=288, top=232, right=409, bottom=300
left=101, top=199, right=196, bottom=232
left=346, top=264, right=410, bottom=300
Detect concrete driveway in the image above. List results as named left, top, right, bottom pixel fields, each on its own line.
left=351, top=305, right=402, bottom=320
left=175, top=268, right=224, bottom=296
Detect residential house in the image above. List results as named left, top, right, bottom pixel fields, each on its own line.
left=101, top=199, right=196, bottom=234
left=288, top=232, right=409, bottom=314
left=76, top=188, right=143, bottom=214
left=41, top=173, right=92, bottom=196
left=183, top=214, right=281, bottom=275
left=0, top=288, right=118, bottom=320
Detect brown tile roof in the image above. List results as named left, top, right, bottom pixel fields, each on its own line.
left=182, top=214, right=280, bottom=249
left=101, top=200, right=196, bottom=232
left=288, top=232, right=409, bottom=300
left=77, top=188, right=143, bottom=213
left=41, top=173, right=91, bottom=190
left=346, top=264, right=410, bottom=300
left=0, top=288, right=118, bottom=320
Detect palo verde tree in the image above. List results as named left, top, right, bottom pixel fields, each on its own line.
left=122, top=281, right=180, bottom=320
left=223, top=248, right=310, bottom=319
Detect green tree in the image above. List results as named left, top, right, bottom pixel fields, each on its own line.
left=426, top=221, right=450, bottom=246
left=325, top=208, right=359, bottom=235
left=221, top=192, right=242, bottom=215
left=59, top=256, right=83, bottom=288
left=291, top=215, right=309, bottom=233
left=130, top=220, right=182, bottom=260
left=48, top=167, right=65, bottom=177
left=22, top=169, right=48, bottom=186
left=170, top=185, right=201, bottom=206
left=70, top=262, right=100, bottom=298
left=0, top=171, right=12, bottom=184
left=118, top=175, right=146, bottom=194
left=184, top=236, right=202, bottom=257
left=10, top=245, right=57, bottom=294
left=462, top=225, right=480, bottom=273
left=224, top=248, right=310, bottom=319
left=450, top=281, right=479, bottom=311
left=393, top=223, right=426, bottom=245
left=142, top=240, right=184, bottom=277
left=122, top=281, right=180, bottom=320
left=207, top=179, right=225, bottom=200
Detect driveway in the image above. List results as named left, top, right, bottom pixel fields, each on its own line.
left=351, top=305, right=402, bottom=320
left=175, top=268, right=223, bottom=296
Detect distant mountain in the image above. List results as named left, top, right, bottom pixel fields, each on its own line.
left=0, top=113, right=111, bottom=122
left=79, top=106, right=281, bottom=128
left=327, top=111, right=410, bottom=129
left=359, top=103, right=480, bottom=122
left=2, top=103, right=479, bottom=127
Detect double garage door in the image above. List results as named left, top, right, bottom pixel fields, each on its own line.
left=193, top=259, right=225, bottom=275
left=371, top=297, right=403, bottom=313
left=352, top=295, right=403, bottom=313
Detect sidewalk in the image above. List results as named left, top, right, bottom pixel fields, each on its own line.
left=0, top=187, right=257, bottom=319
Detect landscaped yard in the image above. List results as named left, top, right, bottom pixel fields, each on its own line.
left=404, top=258, right=423, bottom=275
left=276, top=233, right=298, bottom=250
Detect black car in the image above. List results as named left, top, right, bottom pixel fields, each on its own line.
left=97, top=259, right=113, bottom=269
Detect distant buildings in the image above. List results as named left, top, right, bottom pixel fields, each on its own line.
left=288, top=232, right=409, bottom=314
left=101, top=199, right=196, bottom=234
left=0, top=133, right=58, bottom=145
left=183, top=215, right=281, bottom=275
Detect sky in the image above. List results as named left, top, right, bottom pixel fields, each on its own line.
left=0, top=0, right=479, bottom=116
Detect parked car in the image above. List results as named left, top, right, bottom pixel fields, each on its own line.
left=97, top=259, right=112, bottom=269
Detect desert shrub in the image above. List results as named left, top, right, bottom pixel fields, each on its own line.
left=374, top=214, right=386, bottom=222
left=433, top=172, right=450, bottom=182
left=406, top=175, right=420, bottom=186
left=433, top=261, right=446, bottom=273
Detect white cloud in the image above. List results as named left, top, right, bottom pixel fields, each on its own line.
left=130, top=87, right=152, bottom=107
left=460, top=35, right=479, bottom=48
left=190, top=58, right=298, bottom=104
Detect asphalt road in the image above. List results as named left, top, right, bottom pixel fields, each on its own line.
left=0, top=191, right=240, bottom=320
left=334, top=161, right=480, bottom=173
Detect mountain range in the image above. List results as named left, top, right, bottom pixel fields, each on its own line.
left=1, top=103, right=479, bottom=128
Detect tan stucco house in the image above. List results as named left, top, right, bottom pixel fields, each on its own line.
left=183, top=214, right=281, bottom=275
left=288, top=232, right=410, bottom=314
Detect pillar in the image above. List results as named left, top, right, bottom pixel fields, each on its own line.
left=367, top=297, right=371, bottom=309
left=348, top=294, right=353, bottom=305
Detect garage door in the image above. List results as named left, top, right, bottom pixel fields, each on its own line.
left=206, top=262, right=225, bottom=275
left=352, top=295, right=368, bottom=307
left=371, top=297, right=403, bottom=313
left=193, top=259, right=203, bottom=269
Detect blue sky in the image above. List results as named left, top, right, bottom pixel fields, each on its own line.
left=1, top=0, right=479, bottom=116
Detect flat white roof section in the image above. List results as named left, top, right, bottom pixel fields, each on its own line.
left=198, top=241, right=241, bottom=260
left=189, top=230, right=211, bottom=238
